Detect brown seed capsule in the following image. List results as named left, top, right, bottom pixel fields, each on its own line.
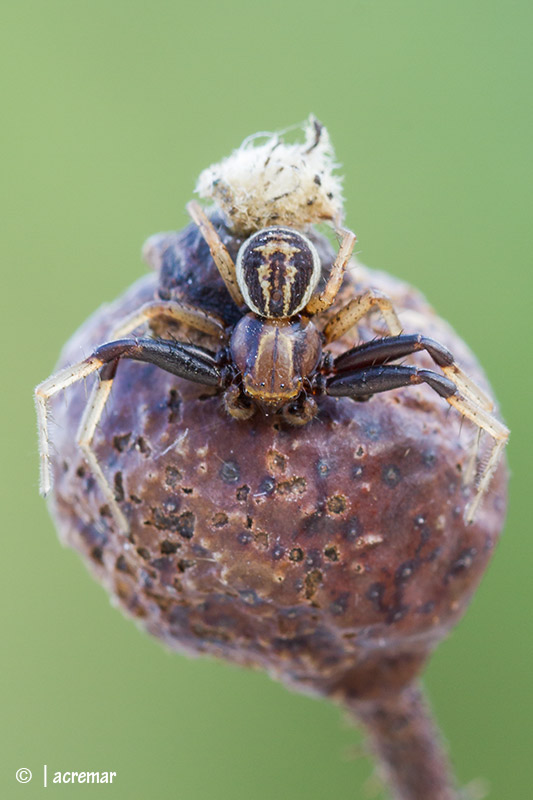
left=44, top=223, right=507, bottom=800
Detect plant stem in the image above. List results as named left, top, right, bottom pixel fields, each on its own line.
left=346, top=682, right=458, bottom=800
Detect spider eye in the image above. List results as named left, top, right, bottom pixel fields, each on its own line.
left=236, top=227, right=321, bottom=318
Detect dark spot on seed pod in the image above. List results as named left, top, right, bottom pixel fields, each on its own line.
left=367, top=582, right=385, bottom=611
left=387, top=605, right=409, bottom=624
left=239, top=589, right=261, bottom=606
left=177, top=559, right=196, bottom=572
left=272, top=544, right=285, bottom=560
left=304, top=569, right=323, bottom=600
left=301, top=509, right=328, bottom=538
left=129, top=494, right=142, bottom=504
left=267, top=450, right=286, bottom=472
left=237, top=531, right=253, bottom=545
left=152, top=508, right=194, bottom=539
left=160, top=540, right=180, bottom=555
left=352, top=464, right=365, bottom=480
left=324, top=546, right=339, bottom=561
left=181, top=487, right=193, bottom=495
left=115, top=555, right=133, bottom=574
left=277, top=477, right=307, bottom=496
left=76, top=465, right=86, bottom=478
left=135, top=436, right=151, bottom=455
left=422, top=451, right=437, bottom=468
left=136, top=547, right=150, bottom=560
left=219, top=460, right=240, bottom=483
left=382, top=464, right=402, bottom=487
left=236, top=485, right=250, bottom=501
left=176, top=512, right=195, bottom=539
left=165, top=466, right=182, bottom=488
left=364, top=421, right=382, bottom=441
left=167, top=389, right=181, bottom=424
left=447, top=547, right=477, bottom=578
left=317, top=458, right=331, bottom=477
left=258, top=476, right=276, bottom=495
left=114, top=471, right=125, bottom=503
left=356, top=445, right=365, bottom=457
left=212, top=512, right=228, bottom=527
left=113, top=432, right=131, bottom=452
left=330, top=592, right=349, bottom=616
left=327, top=495, right=347, bottom=514
left=289, top=547, right=304, bottom=562
left=314, top=174, right=322, bottom=185
left=90, top=546, right=104, bottom=564
left=395, top=560, right=417, bottom=583
left=344, top=516, right=363, bottom=542
left=425, top=546, right=442, bottom=563
left=418, top=601, right=435, bottom=614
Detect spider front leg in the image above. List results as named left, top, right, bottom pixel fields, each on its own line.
left=37, top=298, right=227, bottom=531
left=35, top=337, right=222, bottom=533
left=326, top=355, right=509, bottom=523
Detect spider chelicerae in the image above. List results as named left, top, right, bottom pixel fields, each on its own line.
left=35, top=199, right=508, bottom=534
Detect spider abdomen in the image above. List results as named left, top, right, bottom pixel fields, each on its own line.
left=236, top=227, right=321, bottom=318
left=230, top=313, right=322, bottom=408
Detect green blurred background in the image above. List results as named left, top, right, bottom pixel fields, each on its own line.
left=2, top=1, right=531, bottom=797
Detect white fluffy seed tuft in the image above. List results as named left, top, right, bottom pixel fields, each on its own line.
left=195, top=116, right=344, bottom=235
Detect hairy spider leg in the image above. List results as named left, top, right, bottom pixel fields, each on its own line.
left=327, top=342, right=509, bottom=522
left=446, top=394, right=508, bottom=523
left=76, top=358, right=127, bottom=531
left=324, top=287, right=403, bottom=342
left=330, top=331, right=498, bottom=509
left=35, top=337, right=221, bottom=533
left=75, top=298, right=228, bottom=531
left=112, top=299, right=228, bottom=340
left=187, top=200, right=245, bottom=307
left=305, top=228, right=356, bottom=314
left=324, top=294, right=495, bottom=487
left=333, top=333, right=494, bottom=411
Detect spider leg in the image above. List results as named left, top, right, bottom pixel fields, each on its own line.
left=38, top=299, right=227, bottom=531
left=305, top=228, right=356, bottom=314
left=446, top=393, right=509, bottom=523
left=324, top=288, right=403, bottom=342
left=333, top=333, right=493, bottom=411
left=326, top=364, right=509, bottom=523
left=35, top=337, right=221, bottom=530
left=186, top=200, right=245, bottom=308
left=76, top=359, right=129, bottom=532
left=111, top=299, right=228, bottom=340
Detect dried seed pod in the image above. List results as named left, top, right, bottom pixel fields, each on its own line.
left=44, top=218, right=507, bottom=800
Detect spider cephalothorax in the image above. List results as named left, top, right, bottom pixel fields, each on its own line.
left=35, top=121, right=508, bottom=535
